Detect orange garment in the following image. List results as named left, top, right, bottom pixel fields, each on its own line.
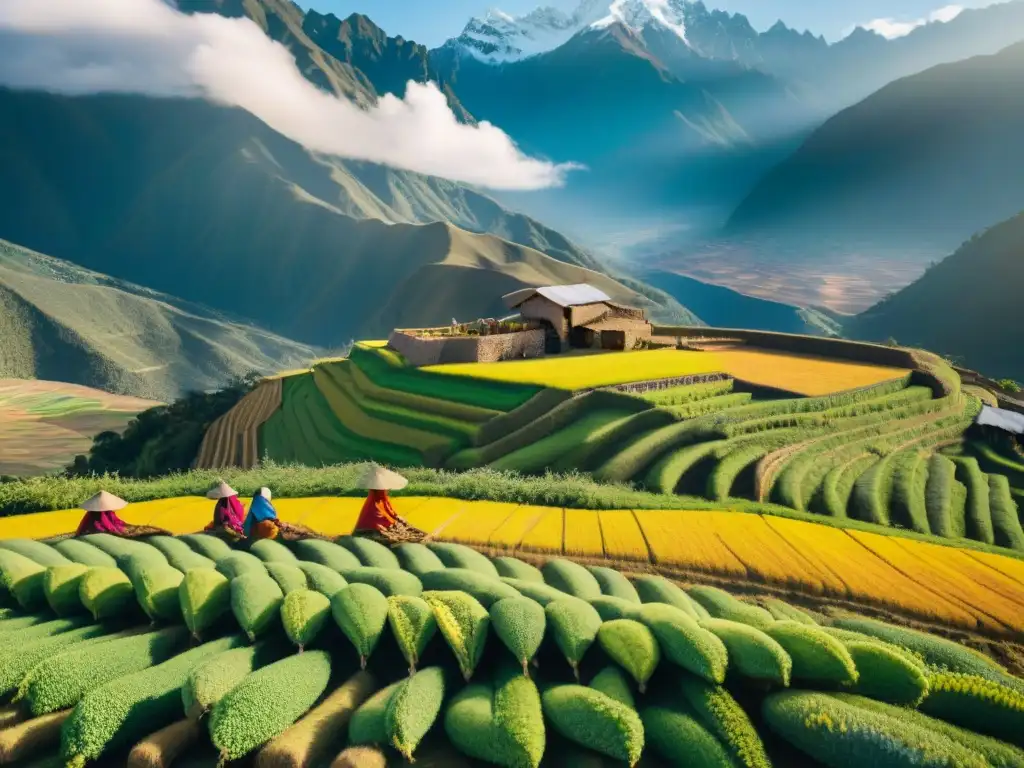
left=354, top=490, right=399, bottom=533
left=251, top=520, right=280, bottom=540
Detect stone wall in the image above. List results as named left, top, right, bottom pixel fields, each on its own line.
left=388, top=329, right=546, bottom=367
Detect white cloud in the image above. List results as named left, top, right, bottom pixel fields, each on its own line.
left=857, top=4, right=965, bottom=39
left=0, top=0, right=580, bottom=190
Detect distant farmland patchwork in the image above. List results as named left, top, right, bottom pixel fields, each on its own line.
left=198, top=340, right=1024, bottom=554
left=0, top=380, right=157, bottom=475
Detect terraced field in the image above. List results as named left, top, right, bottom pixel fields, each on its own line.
left=5, top=497, right=1024, bottom=636
left=0, top=380, right=158, bottom=475
left=0, top=528, right=1021, bottom=767
left=202, top=340, right=1024, bottom=554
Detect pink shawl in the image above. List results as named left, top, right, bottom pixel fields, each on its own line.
left=211, top=496, right=245, bottom=534
left=76, top=510, right=126, bottom=537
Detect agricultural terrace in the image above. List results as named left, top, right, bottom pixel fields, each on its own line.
left=0, top=380, right=157, bottom=475
left=0, top=525, right=1022, bottom=766
left=196, top=341, right=1024, bottom=557
left=4, top=495, right=1024, bottom=636
left=428, top=347, right=909, bottom=396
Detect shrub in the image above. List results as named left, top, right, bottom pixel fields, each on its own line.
left=178, top=533, right=233, bottom=561
left=836, top=692, right=1024, bottom=768
left=387, top=666, right=447, bottom=759
left=134, top=563, right=185, bottom=622
left=394, top=543, right=446, bottom=577
left=493, top=556, right=544, bottom=583
left=587, top=566, right=640, bottom=603
left=209, top=651, right=332, bottom=761
left=831, top=616, right=1021, bottom=691
left=179, top=568, right=231, bottom=640
left=688, top=586, right=775, bottom=629
left=52, top=540, right=116, bottom=568
left=249, top=539, right=299, bottom=564
left=264, top=562, right=308, bottom=595
left=491, top=597, right=546, bottom=674
left=79, top=567, right=135, bottom=621
left=424, top=590, right=490, bottom=681
left=642, top=706, right=735, bottom=768
left=597, top=619, right=660, bottom=693
left=0, top=539, right=69, bottom=566
left=60, top=634, right=243, bottom=766
left=146, top=536, right=216, bottom=573
left=444, top=665, right=545, bottom=768
left=546, top=598, right=603, bottom=679
left=502, top=577, right=571, bottom=606
left=388, top=595, right=437, bottom=672
left=680, top=676, right=771, bottom=768
left=842, top=640, right=929, bottom=705
left=182, top=643, right=275, bottom=720
left=293, top=539, right=361, bottom=572
left=43, top=564, right=90, bottom=616
left=763, top=621, right=857, bottom=685
left=0, top=624, right=114, bottom=697
left=230, top=572, right=284, bottom=641
left=701, top=618, right=791, bottom=686
left=541, top=684, right=644, bottom=766
left=422, top=569, right=521, bottom=607
left=216, top=551, right=267, bottom=579
left=427, top=542, right=499, bottom=577
left=589, top=666, right=634, bottom=708
left=542, top=559, right=602, bottom=600
left=337, top=536, right=401, bottom=570
left=590, top=595, right=642, bottom=621
left=348, top=681, right=402, bottom=747
left=282, top=589, right=332, bottom=651
left=637, top=603, right=728, bottom=684
left=297, top=562, right=348, bottom=598
left=332, top=584, right=390, bottom=668
left=920, top=672, right=1024, bottom=746
left=255, top=670, right=376, bottom=768
left=344, top=566, right=423, bottom=597
left=0, top=550, right=46, bottom=610
left=22, top=626, right=189, bottom=716
left=634, top=575, right=701, bottom=618
left=762, top=690, right=987, bottom=768
left=762, top=598, right=817, bottom=625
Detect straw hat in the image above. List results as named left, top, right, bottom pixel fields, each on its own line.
left=81, top=491, right=128, bottom=512
left=358, top=463, right=408, bottom=491
left=206, top=482, right=238, bottom=500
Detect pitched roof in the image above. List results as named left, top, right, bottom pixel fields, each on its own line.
left=503, top=284, right=612, bottom=309
left=976, top=405, right=1024, bottom=435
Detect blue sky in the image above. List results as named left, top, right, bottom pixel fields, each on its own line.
left=311, top=0, right=994, bottom=47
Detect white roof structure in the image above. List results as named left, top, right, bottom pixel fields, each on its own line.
left=502, top=283, right=612, bottom=309
left=976, top=405, right=1024, bottom=435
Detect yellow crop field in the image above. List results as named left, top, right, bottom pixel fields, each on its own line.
left=712, top=349, right=908, bottom=396
left=6, top=496, right=1024, bottom=635
left=428, top=349, right=724, bottom=390
left=427, top=347, right=907, bottom=395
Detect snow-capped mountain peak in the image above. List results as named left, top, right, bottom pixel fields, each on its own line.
left=452, top=0, right=692, bottom=63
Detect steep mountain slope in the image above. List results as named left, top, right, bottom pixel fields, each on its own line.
left=848, top=212, right=1024, bottom=382
left=726, top=42, right=1024, bottom=248
left=0, top=90, right=686, bottom=349
left=0, top=239, right=316, bottom=400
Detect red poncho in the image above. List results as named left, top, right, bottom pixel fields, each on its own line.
left=354, top=490, right=399, bottom=533
left=76, top=510, right=126, bottom=537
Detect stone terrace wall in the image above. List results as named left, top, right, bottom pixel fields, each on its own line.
left=388, top=329, right=545, bottom=367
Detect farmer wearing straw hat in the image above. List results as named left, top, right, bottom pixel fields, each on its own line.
left=353, top=464, right=426, bottom=543
left=240, top=487, right=321, bottom=542
left=205, top=481, right=245, bottom=539
left=75, top=491, right=170, bottom=538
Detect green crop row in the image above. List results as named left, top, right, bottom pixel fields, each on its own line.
left=473, top=389, right=573, bottom=447
left=349, top=344, right=541, bottom=413
left=639, top=379, right=736, bottom=406
left=953, top=457, right=995, bottom=546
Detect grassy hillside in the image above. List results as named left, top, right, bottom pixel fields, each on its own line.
left=0, top=89, right=690, bottom=347
left=0, top=239, right=317, bottom=400
left=727, top=41, right=1024, bottom=248
left=848, top=211, right=1024, bottom=382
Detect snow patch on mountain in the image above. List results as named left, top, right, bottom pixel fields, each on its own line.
left=454, top=0, right=691, bottom=63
